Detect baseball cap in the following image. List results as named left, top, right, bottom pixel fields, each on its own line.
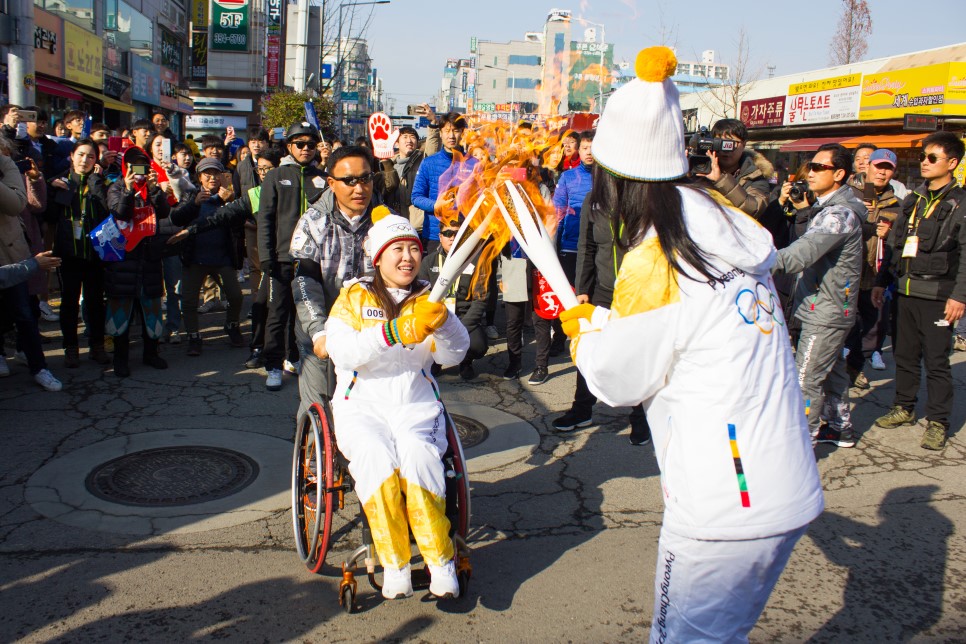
left=869, top=149, right=897, bottom=168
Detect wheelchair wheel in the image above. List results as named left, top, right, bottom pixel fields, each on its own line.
left=292, top=402, right=336, bottom=573
left=444, top=410, right=471, bottom=539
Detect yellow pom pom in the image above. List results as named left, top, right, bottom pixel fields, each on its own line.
left=635, top=46, right=677, bottom=82
left=371, top=205, right=392, bottom=223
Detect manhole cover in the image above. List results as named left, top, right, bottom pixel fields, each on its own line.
left=85, top=446, right=259, bottom=507
left=450, top=414, right=489, bottom=449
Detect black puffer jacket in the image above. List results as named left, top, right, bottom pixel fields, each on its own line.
left=45, top=171, right=110, bottom=261
left=104, top=180, right=171, bottom=298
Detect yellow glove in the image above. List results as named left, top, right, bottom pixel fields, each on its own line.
left=384, top=300, right=448, bottom=346
left=560, top=303, right=597, bottom=338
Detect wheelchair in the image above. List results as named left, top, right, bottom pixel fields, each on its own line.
left=292, top=401, right=472, bottom=612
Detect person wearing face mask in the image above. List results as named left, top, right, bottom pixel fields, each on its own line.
left=104, top=146, right=172, bottom=377
left=45, top=139, right=111, bottom=368
left=258, top=121, right=328, bottom=391
left=324, top=209, right=469, bottom=601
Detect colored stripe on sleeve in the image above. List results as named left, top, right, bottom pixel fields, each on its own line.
left=728, top=423, right=751, bottom=508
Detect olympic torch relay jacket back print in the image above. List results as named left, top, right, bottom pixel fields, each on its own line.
left=572, top=187, right=824, bottom=541
left=325, top=280, right=470, bottom=404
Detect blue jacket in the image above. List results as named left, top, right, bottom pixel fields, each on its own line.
left=411, top=149, right=477, bottom=242
left=553, top=163, right=592, bottom=253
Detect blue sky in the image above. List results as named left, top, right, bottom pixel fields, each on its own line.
left=356, top=0, right=966, bottom=112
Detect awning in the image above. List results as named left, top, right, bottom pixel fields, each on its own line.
left=65, top=84, right=136, bottom=113
left=749, top=139, right=795, bottom=150
left=779, top=137, right=848, bottom=152
left=36, top=77, right=83, bottom=101
left=839, top=133, right=930, bottom=149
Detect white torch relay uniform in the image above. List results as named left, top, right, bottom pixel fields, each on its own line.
left=325, top=278, right=469, bottom=570
left=570, top=187, right=824, bottom=643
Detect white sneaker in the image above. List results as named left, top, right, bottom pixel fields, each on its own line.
left=38, top=301, right=59, bottom=322
left=265, top=368, right=283, bottom=391
left=428, top=560, right=460, bottom=598
left=485, top=325, right=499, bottom=340
left=870, top=351, right=886, bottom=370
left=0, top=356, right=9, bottom=377
left=283, top=359, right=301, bottom=376
left=34, top=368, right=62, bottom=392
left=381, top=564, right=413, bottom=600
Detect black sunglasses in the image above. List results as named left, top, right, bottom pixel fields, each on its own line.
left=330, top=172, right=375, bottom=187
left=290, top=140, right=317, bottom=150
left=438, top=229, right=458, bottom=238
left=919, top=152, right=949, bottom=164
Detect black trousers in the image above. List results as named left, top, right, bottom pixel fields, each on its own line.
left=0, top=281, right=47, bottom=374
left=505, top=301, right=528, bottom=365
left=463, top=325, right=488, bottom=364
left=250, top=268, right=269, bottom=351
left=894, top=295, right=954, bottom=427
left=264, top=262, right=299, bottom=371
left=845, top=289, right=879, bottom=371
left=59, top=257, right=105, bottom=349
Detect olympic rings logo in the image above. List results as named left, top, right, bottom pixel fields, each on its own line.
left=735, top=281, right=785, bottom=335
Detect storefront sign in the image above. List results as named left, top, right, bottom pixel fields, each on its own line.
left=859, top=63, right=966, bottom=121
left=131, top=55, right=161, bottom=105
left=211, top=0, right=249, bottom=52
left=192, top=0, right=209, bottom=27
left=739, top=95, right=786, bottom=128
left=783, top=74, right=861, bottom=126
left=103, top=69, right=133, bottom=103
left=192, top=97, right=252, bottom=111
left=266, top=35, right=281, bottom=88
left=160, top=67, right=180, bottom=111
left=185, top=114, right=248, bottom=130
left=191, top=31, right=208, bottom=83
left=267, top=0, right=282, bottom=34
left=161, top=29, right=184, bottom=74
left=33, top=9, right=64, bottom=77
left=64, top=22, right=103, bottom=89
left=568, top=41, right=614, bottom=112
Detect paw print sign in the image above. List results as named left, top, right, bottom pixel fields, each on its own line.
left=368, top=112, right=400, bottom=160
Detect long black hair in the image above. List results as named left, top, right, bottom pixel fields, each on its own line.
left=590, top=164, right=719, bottom=283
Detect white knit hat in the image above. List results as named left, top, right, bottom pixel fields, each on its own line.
left=592, top=46, right=688, bottom=181
left=363, top=206, right=422, bottom=263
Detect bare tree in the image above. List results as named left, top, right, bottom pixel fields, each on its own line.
left=319, top=2, right=378, bottom=95
left=829, top=0, right=873, bottom=65
left=696, top=27, right=762, bottom=120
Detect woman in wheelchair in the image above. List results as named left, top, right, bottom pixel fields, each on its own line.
left=324, top=211, right=469, bottom=600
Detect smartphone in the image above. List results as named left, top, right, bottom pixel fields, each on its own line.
left=129, top=163, right=149, bottom=176
left=220, top=172, right=233, bottom=188
left=226, top=126, right=235, bottom=138
left=407, top=105, right=422, bottom=116
left=108, top=136, right=124, bottom=153
left=161, top=138, right=171, bottom=165
left=18, top=110, right=37, bottom=122
left=15, top=159, right=32, bottom=173
left=863, top=181, right=876, bottom=200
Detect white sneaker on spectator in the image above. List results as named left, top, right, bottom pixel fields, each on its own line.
left=381, top=564, right=413, bottom=599
left=34, top=369, right=62, bottom=391
left=265, top=368, right=283, bottom=391
left=38, top=301, right=59, bottom=322
left=0, top=356, right=9, bottom=377
left=283, top=359, right=301, bottom=376
left=428, top=560, right=460, bottom=598
left=870, top=351, right=886, bottom=370
left=485, top=325, right=499, bottom=340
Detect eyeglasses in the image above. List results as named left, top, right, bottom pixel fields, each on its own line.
left=290, top=140, right=317, bottom=150
left=438, top=229, right=458, bottom=238
left=808, top=162, right=837, bottom=173
left=256, top=166, right=273, bottom=175
left=919, top=152, right=949, bottom=164
left=330, top=172, right=375, bottom=187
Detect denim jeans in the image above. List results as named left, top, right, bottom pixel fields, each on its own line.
left=162, top=255, right=183, bottom=333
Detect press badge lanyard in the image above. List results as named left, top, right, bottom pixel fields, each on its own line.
left=903, top=192, right=942, bottom=258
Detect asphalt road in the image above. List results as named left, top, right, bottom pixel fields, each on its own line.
left=2, top=298, right=965, bottom=642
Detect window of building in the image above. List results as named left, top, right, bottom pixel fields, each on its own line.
left=508, top=55, right=541, bottom=66
left=493, top=79, right=496, bottom=89
left=676, top=63, right=690, bottom=75
left=111, top=0, right=154, bottom=62
left=509, top=78, right=539, bottom=89
left=35, top=0, right=94, bottom=31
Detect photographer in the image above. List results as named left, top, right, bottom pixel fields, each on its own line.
left=692, top=119, right=772, bottom=219
left=773, top=143, right=865, bottom=449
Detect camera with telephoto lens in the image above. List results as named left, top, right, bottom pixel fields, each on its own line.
left=687, top=128, right=738, bottom=175
left=789, top=181, right=809, bottom=202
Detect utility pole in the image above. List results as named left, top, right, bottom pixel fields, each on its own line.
left=8, top=0, right=36, bottom=106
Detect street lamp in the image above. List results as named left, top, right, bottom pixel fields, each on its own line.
left=336, top=0, right=390, bottom=139
left=484, top=64, right=515, bottom=124
left=578, top=20, right=607, bottom=113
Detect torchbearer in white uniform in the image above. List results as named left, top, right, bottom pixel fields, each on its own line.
left=560, top=46, right=824, bottom=643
